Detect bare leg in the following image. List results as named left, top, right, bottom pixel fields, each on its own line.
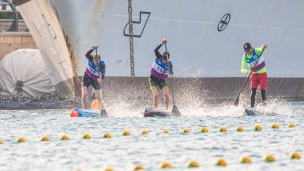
left=95, top=89, right=106, bottom=109
left=163, top=88, right=169, bottom=110
left=82, top=87, right=88, bottom=109
left=152, top=89, right=158, bottom=108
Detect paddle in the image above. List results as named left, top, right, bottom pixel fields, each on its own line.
left=234, top=49, right=265, bottom=106
left=95, top=49, right=107, bottom=116
left=165, top=43, right=180, bottom=116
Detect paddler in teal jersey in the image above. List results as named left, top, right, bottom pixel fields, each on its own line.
left=149, top=39, right=173, bottom=110
left=241, top=42, right=268, bottom=108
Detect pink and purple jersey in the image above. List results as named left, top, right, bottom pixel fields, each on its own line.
left=85, top=60, right=105, bottom=80
left=150, top=58, right=172, bottom=79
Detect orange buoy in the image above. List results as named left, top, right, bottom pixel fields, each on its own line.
left=91, top=99, right=99, bottom=110
left=70, top=110, right=79, bottom=117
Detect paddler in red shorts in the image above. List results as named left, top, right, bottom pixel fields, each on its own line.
left=241, top=42, right=268, bottom=108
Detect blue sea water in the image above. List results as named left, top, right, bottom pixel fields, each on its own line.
left=0, top=100, right=304, bottom=171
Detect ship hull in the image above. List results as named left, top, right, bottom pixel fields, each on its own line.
left=18, top=0, right=304, bottom=101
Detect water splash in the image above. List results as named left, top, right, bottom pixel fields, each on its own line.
left=256, top=98, right=294, bottom=115
left=104, top=97, right=301, bottom=117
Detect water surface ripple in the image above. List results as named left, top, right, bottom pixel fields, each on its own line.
left=0, top=101, right=304, bottom=171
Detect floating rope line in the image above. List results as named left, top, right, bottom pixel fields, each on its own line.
left=138, top=152, right=300, bottom=171
left=0, top=123, right=299, bottom=145
left=0, top=124, right=301, bottom=170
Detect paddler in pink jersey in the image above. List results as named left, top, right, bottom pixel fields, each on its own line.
left=81, top=44, right=106, bottom=109
left=149, top=39, right=173, bottom=110
left=241, top=42, right=268, bottom=108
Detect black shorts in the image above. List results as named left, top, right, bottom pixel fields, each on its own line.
left=82, top=73, right=101, bottom=90
left=149, top=74, right=167, bottom=90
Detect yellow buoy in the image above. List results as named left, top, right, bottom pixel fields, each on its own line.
left=122, top=130, right=130, bottom=136
left=263, top=154, right=275, bottom=162
left=102, top=132, right=111, bottom=138
left=289, top=152, right=301, bottom=159
left=133, top=165, right=144, bottom=170
left=0, top=140, right=3, bottom=144
left=40, top=136, right=50, bottom=141
left=141, top=129, right=149, bottom=135
left=199, top=127, right=208, bottom=133
left=60, top=135, right=69, bottom=141
left=219, top=126, right=227, bottom=132
left=288, top=123, right=295, bottom=128
left=270, top=123, right=279, bottom=129
left=161, top=129, right=169, bottom=134
left=182, top=128, right=190, bottom=133
left=186, top=160, right=199, bottom=168
left=236, top=126, right=244, bottom=132
left=214, top=158, right=227, bottom=166
left=239, top=156, right=251, bottom=164
left=16, top=137, right=26, bottom=143
left=159, top=162, right=172, bottom=168
left=103, top=167, right=113, bottom=171
left=254, top=124, right=262, bottom=131
left=82, top=133, right=91, bottom=139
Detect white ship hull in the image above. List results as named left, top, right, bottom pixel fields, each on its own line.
left=18, top=0, right=304, bottom=101
left=50, top=0, right=304, bottom=78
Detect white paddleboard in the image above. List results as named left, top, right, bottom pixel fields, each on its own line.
left=244, top=107, right=261, bottom=116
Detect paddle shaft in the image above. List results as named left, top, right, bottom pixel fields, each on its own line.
left=95, top=49, right=103, bottom=103
left=95, top=49, right=102, bottom=82
left=164, top=43, right=176, bottom=105
left=234, top=49, right=265, bottom=106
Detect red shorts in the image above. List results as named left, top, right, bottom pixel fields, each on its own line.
left=250, top=72, right=267, bottom=90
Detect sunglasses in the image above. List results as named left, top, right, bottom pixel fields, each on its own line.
left=162, top=56, right=168, bottom=61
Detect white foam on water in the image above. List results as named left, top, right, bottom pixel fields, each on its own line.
left=174, top=104, right=245, bottom=117
left=103, top=98, right=302, bottom=117
left=255, top=98, right=294, bottom=115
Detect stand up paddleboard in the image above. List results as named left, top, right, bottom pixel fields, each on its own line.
left=70, top=108, right=108, bottom=117
left=244, top=107, right=261, bottom=116
left=141, top=107, right=172, bottom=117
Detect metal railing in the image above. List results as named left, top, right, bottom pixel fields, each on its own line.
left=0, top=0, right=18, bottom=31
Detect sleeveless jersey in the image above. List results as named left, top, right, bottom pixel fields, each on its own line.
left=150, top=58, right=172, bottom=79
left=85, top=60, right=105, bottom=80
left=245, top=49, right=266, bottom=72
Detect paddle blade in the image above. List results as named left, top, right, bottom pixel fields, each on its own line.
left=91, top=100, right=99, bottom=110
left=172, top=105, right=180, bottom=116
left=100, top=109, right=108, bottom=117
left=234, top=96, right=239, bottom=106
